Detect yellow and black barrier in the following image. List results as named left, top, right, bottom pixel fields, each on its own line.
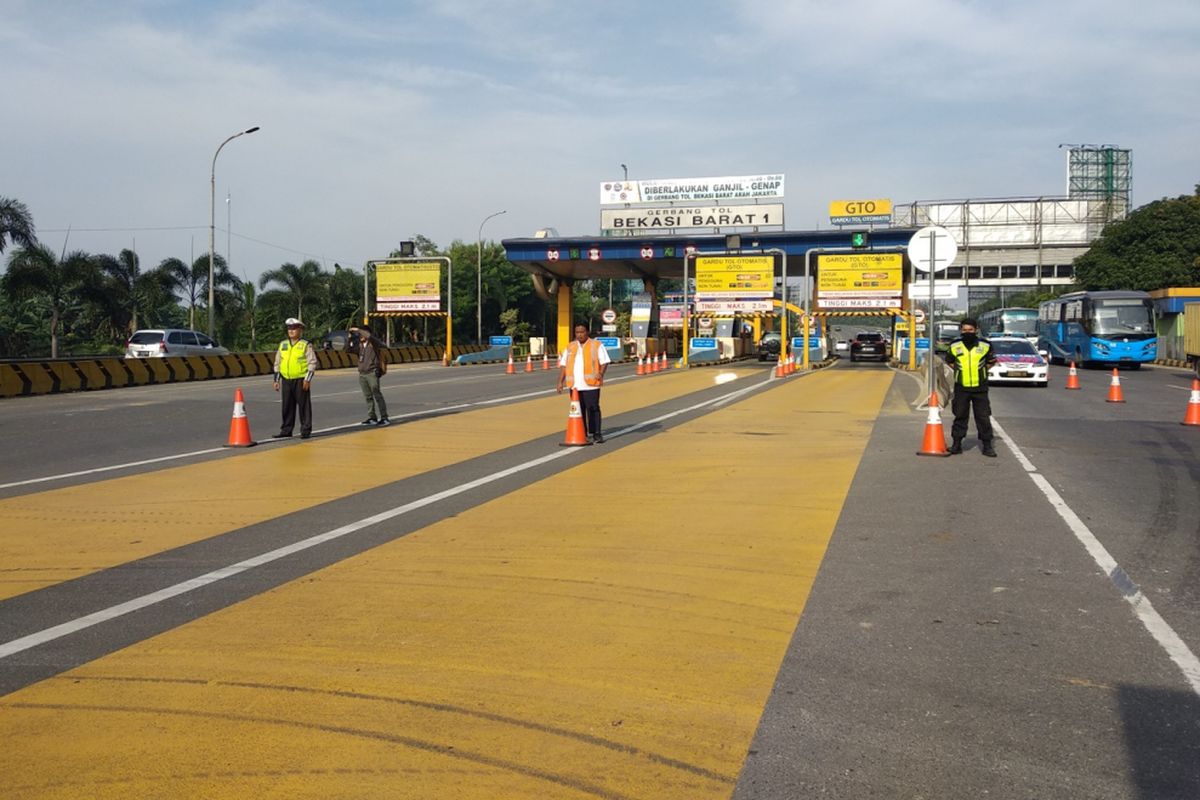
left=0, top=344, right=487, bottom=399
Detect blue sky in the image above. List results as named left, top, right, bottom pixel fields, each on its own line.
left=3, top=0, right=1198, bottom=285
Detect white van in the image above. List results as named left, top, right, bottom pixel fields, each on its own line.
left=124, top=329, right=229, bottom=358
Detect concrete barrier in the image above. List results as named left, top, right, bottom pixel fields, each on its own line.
left=0, top=343, right=488, bottom=399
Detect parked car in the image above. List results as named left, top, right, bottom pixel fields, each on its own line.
left=124, top=329, right=228, bottom=358
left=834, top=338, right=850, bottom=353
left=849, top=332, right=889, bottom=362
left=757, top=331, right=782, bottom=361
left=987, top=336, right=1049, bottom=387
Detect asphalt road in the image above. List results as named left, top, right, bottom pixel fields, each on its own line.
left=1, top=358, right=1198, bottom=798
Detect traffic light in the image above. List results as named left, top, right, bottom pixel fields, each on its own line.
left=850, top=231, right=869, bottom=249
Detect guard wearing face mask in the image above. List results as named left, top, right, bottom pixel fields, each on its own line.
left=942, top=317, right=998, bottom=457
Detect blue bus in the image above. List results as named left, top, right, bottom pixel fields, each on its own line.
left=1037, top=291, right=1156, bottom=367
left=977, top=307, right=1038, bottom=343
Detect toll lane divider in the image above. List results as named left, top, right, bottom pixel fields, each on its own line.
left=0, top=345, right=487, bottom=399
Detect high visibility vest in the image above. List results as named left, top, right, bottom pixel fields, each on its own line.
left=277, top=339, right=310, bottom=379
left=949, top=340, right=991, bottom=388
left=563, top=339, right=603, bottom=388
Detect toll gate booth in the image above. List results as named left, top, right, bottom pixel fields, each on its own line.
left=501, top=229, right=919, bottom=358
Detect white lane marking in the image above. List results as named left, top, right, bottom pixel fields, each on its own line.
left=0, top=377, right=772, bottom=660
left=991, top=418, right=1200, bottom=696
left=0, top=367, right=667, bottom=489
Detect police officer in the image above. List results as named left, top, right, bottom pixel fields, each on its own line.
left=272, top=317, right=318, bottom=439
left=942, top=317, right=998, bottom=457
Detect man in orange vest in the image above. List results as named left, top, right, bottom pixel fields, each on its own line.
left=556, top=323, right=612, bottom=443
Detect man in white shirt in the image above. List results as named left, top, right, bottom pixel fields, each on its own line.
left=556, top=323, right=612, bottom=443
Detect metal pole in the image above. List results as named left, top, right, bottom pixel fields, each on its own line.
left=476, top=210, right=506, bottom=343
left=209, top=126, right=259, bottom=338
left=928, top=233, right=938, bottom=396
left=683, top=253, right=690, bottom=367
left=363, top=262, right=372, bottom=327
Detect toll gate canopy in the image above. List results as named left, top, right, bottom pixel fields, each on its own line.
left=501, top=228, right=921, bottom=284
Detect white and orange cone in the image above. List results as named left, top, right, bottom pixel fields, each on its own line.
left=1106, top=368, right=1125, bottom=403
left=525, top=354, right=533, bottom=373
left=636, top=355, right=645, bottom=375
left=560, top=389, right=591, bottom=447
left=542, top=352, right=550, bottom=370
left=916, top=391, right=950, bottom=457
left=225, top=388, right=256, bottom=447
left=1182, top=378, right=1200, bottom=426
left=505, top=353, right=515, bottom=374
left=1065, top=361, right=1081, bottom=390
left=660, top=352, right=667, bottom=371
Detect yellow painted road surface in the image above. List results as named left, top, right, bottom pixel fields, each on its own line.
left=1, top=369, right=893, bottom=799
left=0, top=368, right=757, bottom=601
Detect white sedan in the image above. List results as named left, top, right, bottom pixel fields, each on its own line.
left=988, top=337, right=1049, bottom=387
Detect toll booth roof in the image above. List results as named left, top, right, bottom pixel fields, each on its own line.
left=501, top=227, right=920, bottom=282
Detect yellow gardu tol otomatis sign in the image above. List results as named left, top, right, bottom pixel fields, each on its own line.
left=828, top=199, right=892, bottom=226
left=694, top=255, right=774, bottom=298
left=376, top=261, right=442, bottom=311
left=817, top=253, right=903, bottom=300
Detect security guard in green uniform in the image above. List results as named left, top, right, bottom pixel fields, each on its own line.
left=942, top=317, right=998, bottom=457
left=272, top=317, right=318, bottom=439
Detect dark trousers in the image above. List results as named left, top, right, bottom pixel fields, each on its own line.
left=279, top=377, right=312, bottom=436
left=577, top=388, right=601, bottom=437
left=951, top=389, right=992, bottom=444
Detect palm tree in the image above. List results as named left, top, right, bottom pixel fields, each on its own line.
left=2, top=244, right=94, bottom=357
left=161, top=254, right=235, bottom=331
left=91, top=249, right=177, bottom=337
left=0, top=197, right=37, bottom=255
left=258, top=259, right=327, bottom=322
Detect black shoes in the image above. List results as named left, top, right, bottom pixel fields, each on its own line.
left=592, top=433, right=604, bottom=444
left=948, top=441, right=963, bottom=455
left=378, top=418, right=390, bottom=426
left=981, top=444, right=997, bottom=458
left=361, top=418, right=377, bottom=425
left=300, top=432, right=311, bottom=439
left=271, top=432, right=291, bottom=439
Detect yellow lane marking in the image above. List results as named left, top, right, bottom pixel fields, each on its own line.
left=0, top=368, right=760, bottom=601
left=0, top=369, right=893, bottom=799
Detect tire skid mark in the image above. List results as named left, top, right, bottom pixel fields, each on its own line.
left=33, top=674, right=735, bottom=785
left=1, top=701, right=690, bottom=800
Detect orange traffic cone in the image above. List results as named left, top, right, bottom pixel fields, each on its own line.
left=1106, top=368, right=1125, bottom=403
left=660, top=352, right=667, bottom=371
left=224, top=388, right=256, bottom=447
left=648, top=352, right=658, bottom=373
left=505, top=354, right=515, bottom=374
left=636, top=355, right=645, bottom=375
left=560, top=389, right=591, bottom=446
left=1182, top=379, right=1200, bottom=426
left=524, top=354, right=533, bottom=373
left=1065, top=361, right=1081, bottom=390
left=774, top=357, right=785, bottom=378
left=542, top=353, right=550, bottom=370
left=916, top=391, right=951, bottom=457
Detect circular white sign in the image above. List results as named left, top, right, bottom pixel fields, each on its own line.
left=913, top=308, right=927, bottom=323
left=601, top=308, right=617, bottom=324
left=907, top=226, right=958, bottom=273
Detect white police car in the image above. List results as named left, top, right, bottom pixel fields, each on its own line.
left=987, top=336, right=1049, bottom=387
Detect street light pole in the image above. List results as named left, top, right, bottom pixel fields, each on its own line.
left=209, top=126, right=259, bottom=337
left=476, top=209, right=506, bottom=343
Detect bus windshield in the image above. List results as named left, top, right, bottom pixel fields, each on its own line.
left=1001, top=312, right=1038, bottom=335
left=1090, top=299, right=1154, bottom=336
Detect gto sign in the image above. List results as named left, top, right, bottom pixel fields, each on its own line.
left=829, top=198, right=892, bottom=226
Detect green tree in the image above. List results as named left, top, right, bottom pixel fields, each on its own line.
left=161, top=254, right=230, bottom=331
left=0, top=197, right=36, bottom=255
left=90, top=249, right=178, bottom=337
left=258, top=259, right=326, bottom=322
left=1074, top=187, right=1200, bottom=290
left=2, top=244, right=95, bottom=357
